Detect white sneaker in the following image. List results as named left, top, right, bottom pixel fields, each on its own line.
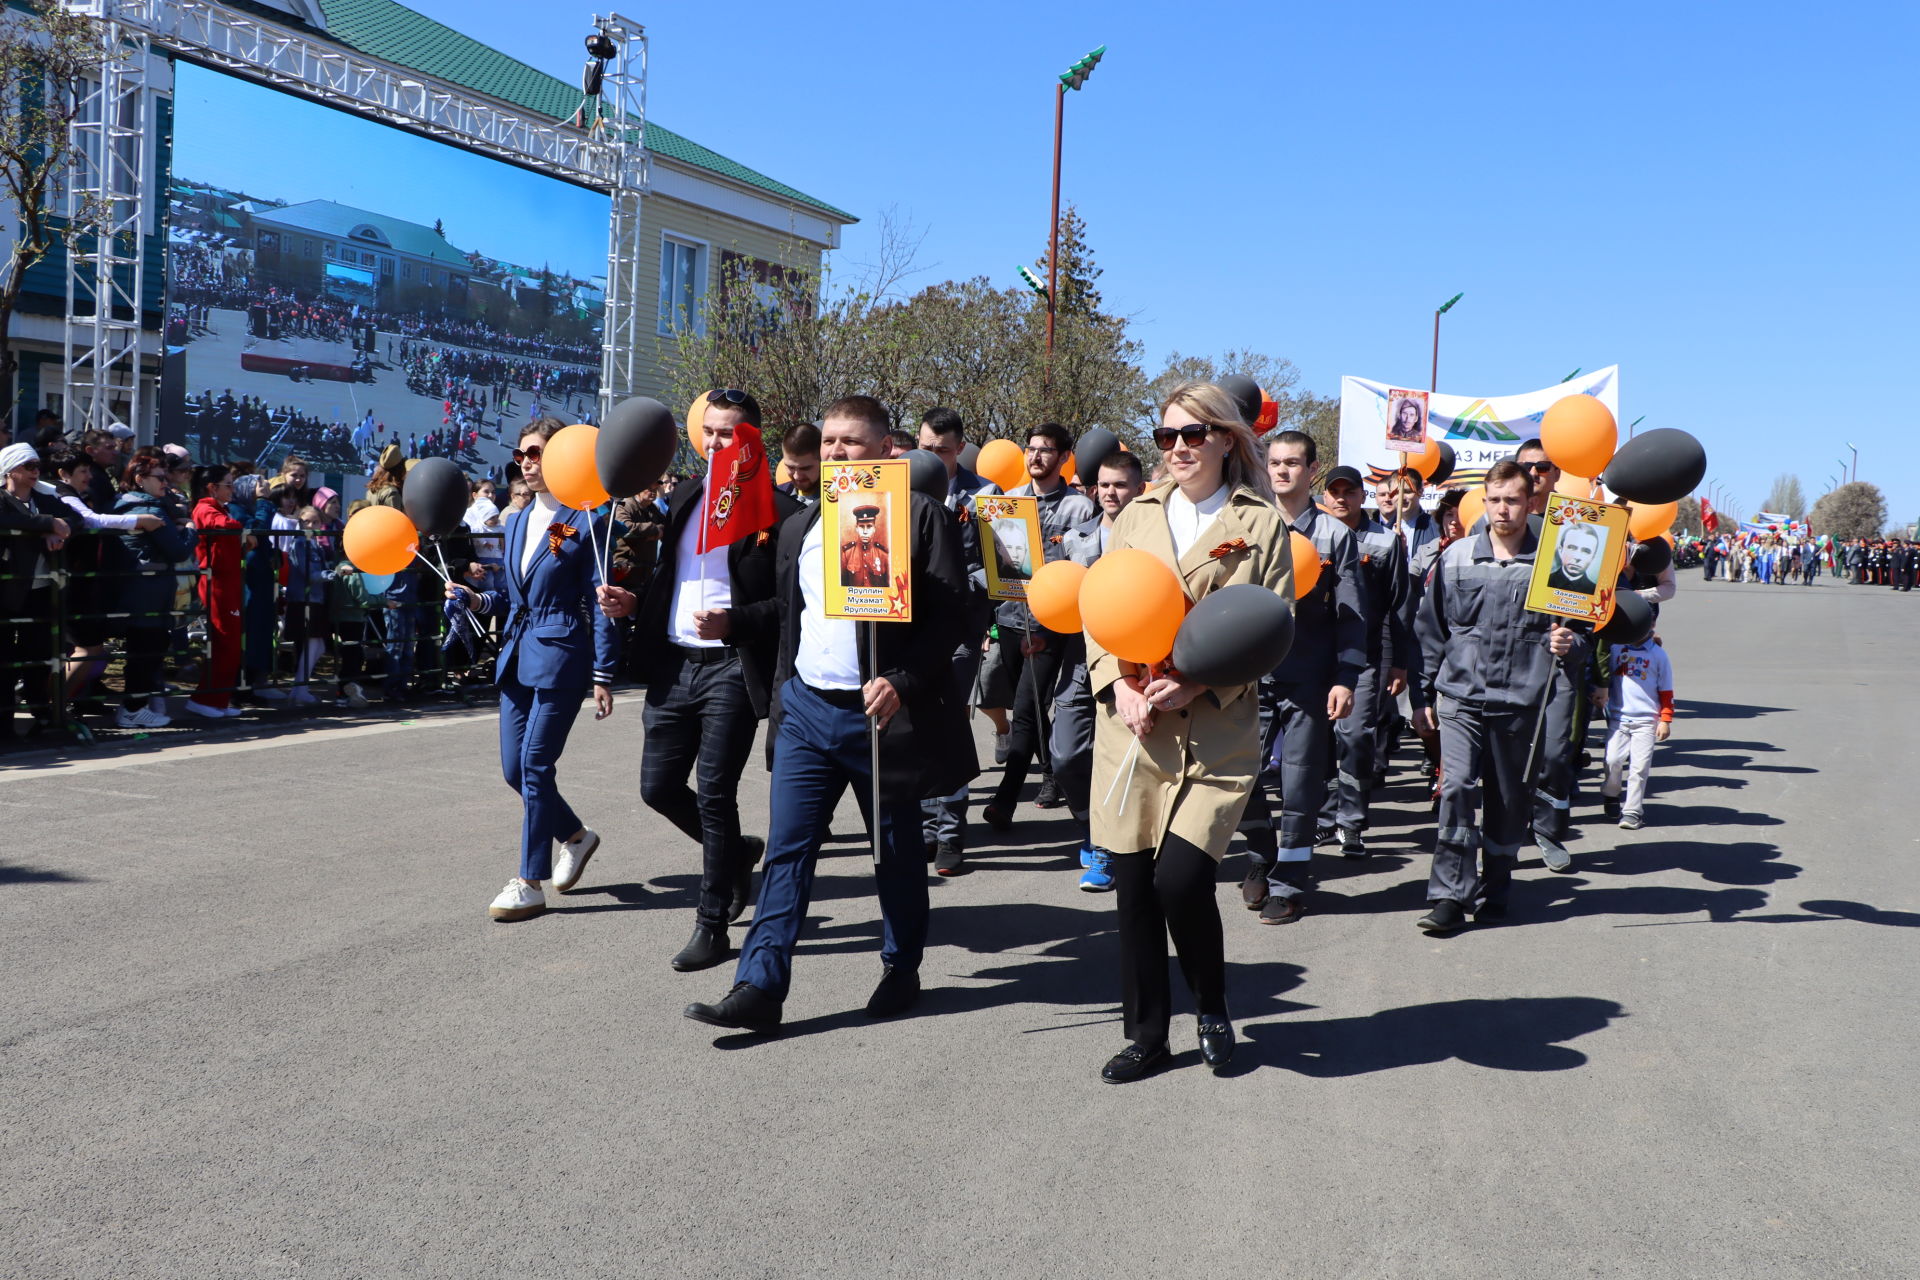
left=289, top=687, right=319, bottom=707
left=488, top=878, right=546, bottom=922
left=252, top=687, right=288, bottom=703
left=114, top=705, right=171, bottom=729
left=184, top=700, right=228, bottom=720
left=553, top=829, right=600, bottom=893
left=993, top=732, right=1010, bottom=765
left=342, top=681, right=369, bottom=709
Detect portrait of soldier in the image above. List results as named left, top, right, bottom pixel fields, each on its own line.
left=840, top=500, right=890, bottom=588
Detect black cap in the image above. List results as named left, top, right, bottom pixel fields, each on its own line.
left=1323, top=465, right=1365, bottom=490
left=853, top=504, right=880, bottom=520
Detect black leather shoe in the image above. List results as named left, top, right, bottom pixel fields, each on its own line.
left=864, top=965, right=921, bottom=1018
left=981, top=803, right=1013, bottom=832
left=1101, top=1042, right=1171, bottom=1084
left=1034, top=776, right=1064, bottom=809
left=1417, top=899, right=1467, bottom=935
left=1197, top=1019, right=1235, bottom=1074
left=671, top=924, right=734, bottom=972
left=1240, top=867, right=1270, bottom=910
left=728, top=837, right=765, bottom=923
left=684, top=981, right=782, bottom=1032
left=1474, top=901, right=1509, bottom=923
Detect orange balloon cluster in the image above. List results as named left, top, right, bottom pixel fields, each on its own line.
left=1407, top=435, right=1443, bottom=481
left=1628, top=500, right=1678, bottom=541
left=1555, top=471, right=1600, bottom=500
left=1457, top=487, right=1487, bottom=532
left=343, top=505, right=417, bottom=575
left=1540, top=395, right=1618, bottom=478
left=1081, top=549, right=1185, bottom=663
left=543, top=424, right=610, bottom=510
left=1289, top=530, right=1321, bottom=597
left=1027, top=559, right=1087, bottom=633
left=976, top=439, right=1026, bottom=491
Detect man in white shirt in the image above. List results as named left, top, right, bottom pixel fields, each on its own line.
left=685, top=395, right=975, bottom=1035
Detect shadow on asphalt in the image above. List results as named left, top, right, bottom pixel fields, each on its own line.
left=1799, top=899, right=1920, bottom=928
left=0, top=860, right=88, bottom=885
left=1680, top=701, right=1790, bottom=721
left=1573, top=839, right=1801, bottom=887
left=1243, top=996, right=1628, bottom=1076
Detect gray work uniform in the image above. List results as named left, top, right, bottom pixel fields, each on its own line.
left=1243, top=506, right=1366, bottom=900
left=1416, top=526, right=1589, bottom=909
left=1046, top=514, right=1107, bottom=822
left=920, top=466, right=999, bottom=854
left=1328, top=516, right=1413, bottom=834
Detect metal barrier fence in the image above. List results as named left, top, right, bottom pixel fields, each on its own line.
left=0, top=521, right=513, bottom=746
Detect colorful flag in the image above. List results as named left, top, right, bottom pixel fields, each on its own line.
left=1700, top=498, right=1719, bottom=533
left=699, top=423, right=778, bottom=553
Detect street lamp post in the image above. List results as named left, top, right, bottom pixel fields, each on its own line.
left=1044, top=44, right=1105, bottom=385
left=1846, top=442, right=1858, bottom=484
left=1627, top=414, right=1645, bottom=438
left=1431, top=293, right=1463, bottom=392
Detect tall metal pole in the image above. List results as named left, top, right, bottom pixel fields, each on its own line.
left=1430, top=310, right=1441, bottom=393
left=1045, top=82, right=1064, bottom=386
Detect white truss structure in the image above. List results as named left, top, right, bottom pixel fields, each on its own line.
left=52, top=0, right=647, bottom=435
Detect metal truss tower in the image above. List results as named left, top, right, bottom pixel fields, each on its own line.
left=593, top=14, right=649, bottom=422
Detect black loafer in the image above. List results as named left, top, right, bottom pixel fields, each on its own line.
left=981, top=804, right=1013, bottom=832
left=864, top=965, right=921, bottom=1018
left=1240, top=868, right=1270, bottom=910
left=1473, top=901, right=1509, bottom=923
left=1101, top=1042, right=1171, bottom=1084
left=684, top=981, right=783, bottom=1032
left=1417, top=899, right=1467, bottom=935
left=1197, top=1019, right=1235, bottom=1074
left=671, top=924, right=734, bottom=972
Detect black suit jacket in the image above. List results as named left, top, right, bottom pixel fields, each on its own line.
left=741, top=491, right=978, bottom=800
left=636, top=478, right=799, bottom=718
left=0, top=488, right=66, bottom=614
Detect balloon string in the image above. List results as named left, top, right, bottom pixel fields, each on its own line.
left=415, top=545, right=486, bottom=640
left=1102, top=737, right=1142, bottom=816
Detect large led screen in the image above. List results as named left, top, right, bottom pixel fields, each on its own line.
left=163, top=62, right=610, bottom=480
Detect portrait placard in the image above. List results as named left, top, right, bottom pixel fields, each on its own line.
left=820, top=459, right=912, bottom=621
left=976, top=493, right=1043, bottom=602
left=1384, top=388, right=1430, bottom=454
left=1527, top=492, right=1630, bottom=624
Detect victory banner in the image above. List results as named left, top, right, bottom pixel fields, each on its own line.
left=976, top=494, right=1043, bottom=602
left=1340, top=366, right=1621, bottom=491
left=1527, top=492, right=1630, bottom=625
left=820, top=459, right=912, bottom=621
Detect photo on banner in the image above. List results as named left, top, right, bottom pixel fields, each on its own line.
left=1384, top=388, right=1429, bottom=454
left=821, top=459, right=912, bottom=621
left=976, top=494, right=1042, bottom=602
left=1526, top=492, right=1630, bottom=625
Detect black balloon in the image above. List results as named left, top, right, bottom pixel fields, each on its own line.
left=1602, top=428, right=1707, bottom=504
left=903, top=449, right=948, bottom=501
left=1597, top=587, right=1654, bottom=646
left=1073, top=427, right=1120, bottom=485
left=1217, top=374, right=1263, bottom=427
left=596, top=396, right=679, bottom=499
left=959, top=442, right=980, bottom=473
left=401, top=457, right=467, bottom=538
left=1428, top=440, right=1457, bottom=487
left=1629, top=536, right=1673, bottom=577
left=1170, top=584, right=1295, bottom=687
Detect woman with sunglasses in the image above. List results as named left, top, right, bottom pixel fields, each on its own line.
left=445, top=416, right=621, bottom=923
left=1087, top=382, right=1292, bottom=1084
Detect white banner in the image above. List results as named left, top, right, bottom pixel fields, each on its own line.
left=1338, top=365, right=1621, bottom=490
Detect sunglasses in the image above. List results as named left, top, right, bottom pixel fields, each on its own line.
left=708, top=388, right=750, bottom=406
left=1151, top=425, right=1215, bottom=450
left=511, top=445, right=543, bottom=463
left=1522, top=460, right=1556, bottom=473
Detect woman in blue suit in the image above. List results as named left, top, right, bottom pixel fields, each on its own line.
left=446, top=417, right=621, bottom=922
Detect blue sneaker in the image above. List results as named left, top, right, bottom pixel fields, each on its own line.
left=1078, top=849, right=1114, bottom=893
left=1078, top=844, right=1096, bottom=868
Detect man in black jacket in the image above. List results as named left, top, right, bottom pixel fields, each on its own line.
left=685, top=395, right=975, bottom=1034
left=0, top=445, right=72, bottom=734
left=599, top=390, right=798, bottom=973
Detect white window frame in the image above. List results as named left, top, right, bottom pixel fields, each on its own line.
left=657, top=231, right=709, bottom=337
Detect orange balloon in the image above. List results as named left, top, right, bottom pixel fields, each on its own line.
left=1540, top=394, right=1618, bottom=478
left=1028, top=559, right=1087, bottom=633
left=1060, top=452, right=1077, bottom=486
left=1457, top=487, right=1487, bottom=532
left=343, top=505, right=417, bottom=575
left=1289, top=530, right=1322, bottom=597
left=1081, top=549, right=1185, bottom=664
left=976, top=439, right=1026, bottom=491
left=1628, top=500, right=1678, bottom=541
left=544, top=424, right=610, bottom=510
left=687, top=392, right=711, bottom=455
left=776, top=457, right=792, bottom=486
left=1408, top=435, right=1442, bottom=481
left=1555, top=471, right=1598, bottom=499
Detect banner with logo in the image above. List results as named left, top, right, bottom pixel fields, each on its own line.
left=820, top=459, right=912, bottom=621
left=1339, top=366, right=1621, bottom=491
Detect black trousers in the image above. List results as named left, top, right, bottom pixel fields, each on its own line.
left=0, top=587, right=57, bottom=726
left=1112, top=834, right=1228, bottom=1049
left=641, top=647, right=761, bottom=931
left=120, top=627, right=169, bottom=709
left=989, top=628, right=1065, bottom=809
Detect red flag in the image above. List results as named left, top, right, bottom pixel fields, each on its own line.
left=1700, top=498, right=1719, bottom=533
left=699, top=423, right=778, bottom=553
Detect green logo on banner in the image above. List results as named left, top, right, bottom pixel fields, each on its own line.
left=1444, top=399, right=1522, bottom=443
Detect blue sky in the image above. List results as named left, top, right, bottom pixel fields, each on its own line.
left=171, top=62, right=609, bottom=281
left=394, top=1, right=1914, bottom=522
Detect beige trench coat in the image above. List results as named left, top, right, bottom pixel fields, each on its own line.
left=1087, top=484, right=1293, bottom=860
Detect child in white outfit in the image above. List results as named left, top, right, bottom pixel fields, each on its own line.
left=1602, top=638, right=1675, bottom=829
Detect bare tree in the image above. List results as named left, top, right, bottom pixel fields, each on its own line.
left=0, top=4, right=111, bottom=424
left=1762, top=473, right=1807, bottom=520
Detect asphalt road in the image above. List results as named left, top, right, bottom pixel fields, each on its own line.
left=3, top=577, right=1915, bottom=1279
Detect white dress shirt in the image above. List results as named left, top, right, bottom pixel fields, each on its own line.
left=1165, top=482, right=1229, bottom=560
left=796, top=513, right=862, bottom=690
left=668, top=518, right=732, bottom=648
left=521, top=491, right=560, bottom=575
